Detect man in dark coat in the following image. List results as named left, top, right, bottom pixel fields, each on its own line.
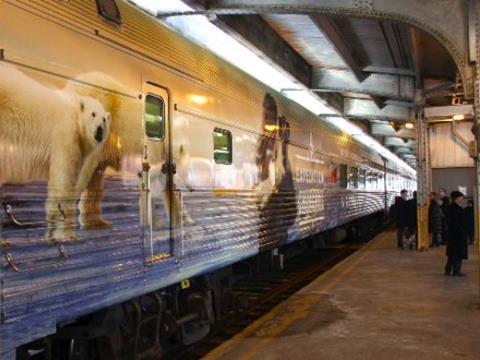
left=392, top=190, right=410, bottom=249
left=406, top=191, right=417, bottom=238
left=445, top=191, right=468, bottom=276
left=429, top=192, right=443, bottom=247
left=439, top=188, right=450, bottom=245
left=465, top=200, right=475, bottom=245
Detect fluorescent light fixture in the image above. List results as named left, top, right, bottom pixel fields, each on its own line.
left=405, top=122, right=414, bottom=129
left=130, top=0, right=415, bottom=177
left=453, top=114, right=465, bottom=121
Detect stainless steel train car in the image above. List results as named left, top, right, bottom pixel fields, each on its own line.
left=0, top=0, right=416, bottom=358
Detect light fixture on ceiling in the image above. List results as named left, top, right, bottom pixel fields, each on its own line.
left=453, top=114, right=465, bottom=121
left=405, top=122, right=414, bottom=129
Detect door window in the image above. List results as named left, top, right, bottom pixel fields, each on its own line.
left=144, top=94, right=164, bottom=140
left=213, top=128, right=232, bottom=165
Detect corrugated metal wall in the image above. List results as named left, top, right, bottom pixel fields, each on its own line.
left=429, top=122, right=474, bottom=168
left=429, top=121, right=475, bottom=197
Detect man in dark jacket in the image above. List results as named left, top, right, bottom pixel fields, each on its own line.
left=393, top=190, right=410, bottom=249
left=445, top=191, right=468, bottom=276
left=465, top=200, right=475, bottom=245
left=406, top=191, right=417, bottom=238
left=429, top=192, right=443, bottom=247
left=439, top=188, right=450, bottom=245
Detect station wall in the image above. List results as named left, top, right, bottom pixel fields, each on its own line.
left=429, top=121, right=475, bottom=198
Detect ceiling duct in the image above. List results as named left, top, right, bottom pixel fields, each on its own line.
left=395, top=147, right=413, bottom=154
left=371, top=122, right=397, bottom=136
left=384, top=136, right=407, bottom=147
left=404, top=139, right=417, bottom=149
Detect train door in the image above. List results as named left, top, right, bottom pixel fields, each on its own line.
left=140, top=82, right=174, bottom=265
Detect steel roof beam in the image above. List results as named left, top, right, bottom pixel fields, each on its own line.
left=179, top=1, right=312, bottom=86
left=309, top=15, right=367, bottom=82
left=215, top=15, right=312, bottom=86
left=159, top=0, right=470, bottom=98
left=362, top=65, right=416, bottom=77
left=311, top=69, right=415, bottom=101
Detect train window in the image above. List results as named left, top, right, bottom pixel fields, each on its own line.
left=366, top=172, right=372, bottom=189
left=213, top=128, right=232, bottom=165
left=358, top=169, right=366, bottom=189
left=144, top=95, right=164, bottom=139
left=372, top=173, right=378, bottom=189
left=339, top=164, right=348, bottom=189
left=349, top=167, right=358, bottom=189
left=95, top=0, right=122, bottom=25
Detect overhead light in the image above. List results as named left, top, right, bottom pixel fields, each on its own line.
left=453, top=114, right=465, bottom=121
left=405, top=122, right=414, bottom=129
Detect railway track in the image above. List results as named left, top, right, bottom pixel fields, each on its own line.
left=168, top=241, right=365, bottom=360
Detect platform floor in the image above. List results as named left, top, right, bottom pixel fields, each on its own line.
left=206, top=230, right=480, bottom=360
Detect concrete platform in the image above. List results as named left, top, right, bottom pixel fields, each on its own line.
left=206, top=230, right=480, bottom=360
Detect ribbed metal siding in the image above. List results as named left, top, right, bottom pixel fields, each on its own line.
left=1, top=178, right=143, bottom=325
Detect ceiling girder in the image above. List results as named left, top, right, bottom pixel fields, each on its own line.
left=311, top=69, right=415, bottom=101
left=158, top=0, right=470, bottom=98
left=309, top=15, right=367, bottom=82
left=180, top=1, right=312, bottom=86
left=424, top=104, right=474, bottom=118
left=214, top=15, right=312, bottom=86
left=362, top=65, right=416, bottom=77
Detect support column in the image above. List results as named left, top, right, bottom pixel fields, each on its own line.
left=473, top=0, right=480, bottom=302
left=415, top=91, right=429, bottom=251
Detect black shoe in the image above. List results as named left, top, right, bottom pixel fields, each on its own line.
left=445, top=267, right=452, bottom=276
left=453, top=272, right=466, bottom=277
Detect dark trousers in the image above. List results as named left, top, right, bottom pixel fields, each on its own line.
left=468, top=235, right=475, bottom=245
left=431, top=232, right=442, bottom=247
left=445, top=256, right=463, bottom=275
left=441, top=221, right=448, bottom=245
left=396, top=225, right=407, bottom=248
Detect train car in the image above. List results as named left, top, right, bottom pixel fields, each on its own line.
left=0, top=0, right=416, bottom=358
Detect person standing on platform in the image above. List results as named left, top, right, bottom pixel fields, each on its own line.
left=465, top=199, right=475, bottom=245
left=406, top=191, right=417, bottom=239
left=393, top=190, right=409, bottom=249
left=439, top=188, right=450, bottom=245
left=445, top=191, right=468, bottom=276
left=428, top=192, right=443, bottom=247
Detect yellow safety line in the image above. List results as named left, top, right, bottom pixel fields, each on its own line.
left=205, top=231, right=387, bottom=360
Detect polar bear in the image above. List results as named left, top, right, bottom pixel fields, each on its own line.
left=66, top=73, right=193, bottom=229
left=0, top=64, right=111, bottom=243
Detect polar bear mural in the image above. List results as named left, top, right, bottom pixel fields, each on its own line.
left=0, top=64, right=111, bottom=243
left=66, top=73, right=194, bottom=230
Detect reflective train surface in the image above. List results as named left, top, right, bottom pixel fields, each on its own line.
left=0, top=1, right=416, bottom=358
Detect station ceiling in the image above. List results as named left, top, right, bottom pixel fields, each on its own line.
left=147, top=0, right=466, bottom=169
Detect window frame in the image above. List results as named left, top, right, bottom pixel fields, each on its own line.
left=144, top=93, right=165, bottom=141
left=95, top=0, right=122, bottom=25
left=213, top=127, right=233, bottom=165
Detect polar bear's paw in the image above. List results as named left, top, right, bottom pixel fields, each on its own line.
left=81, top=217, right=112, bottom=230
left=183, top=214, right=195, bottom=227
left=47, top=228, right=78, bottom=244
